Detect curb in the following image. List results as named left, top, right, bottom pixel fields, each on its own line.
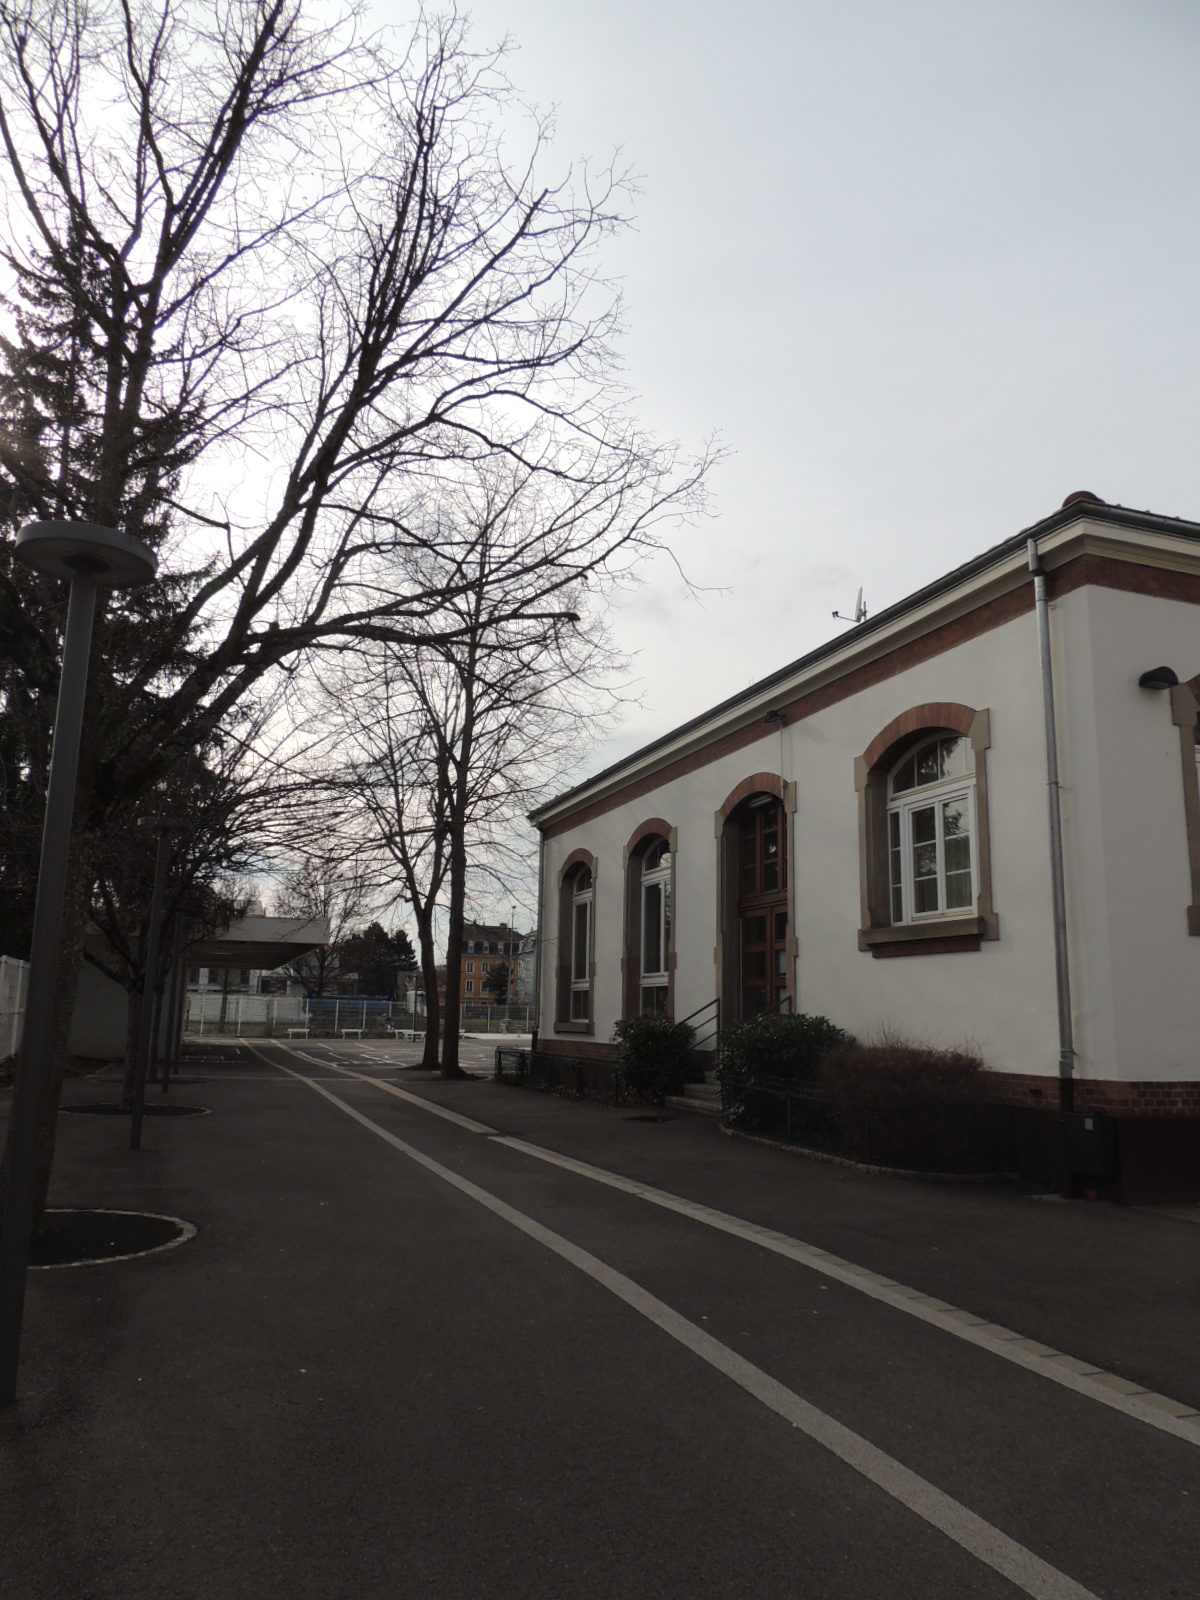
left=717, top=1120, right=1015, bottom=1184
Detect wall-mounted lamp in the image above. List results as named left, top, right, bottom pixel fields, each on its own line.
left=1138, top=666, right=1180, bottom=691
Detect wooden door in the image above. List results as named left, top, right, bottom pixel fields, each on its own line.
left=737, top=800, right=788, bottom=1018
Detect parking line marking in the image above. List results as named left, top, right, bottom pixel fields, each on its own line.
left=251, top=1043, right=1200, bottom=1450
left=274, top=1059, right=1100, bottom=1600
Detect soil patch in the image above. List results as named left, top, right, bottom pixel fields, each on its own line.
left=30, top=1208, right=195, bottom=1267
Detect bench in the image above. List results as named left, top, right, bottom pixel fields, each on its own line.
left=339, top=1028, right=364, bottom=1039
left=287, top=1028, right=310, bottom=1038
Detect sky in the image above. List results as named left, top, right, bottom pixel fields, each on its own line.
left=376, top=0, right=1200, bottom=781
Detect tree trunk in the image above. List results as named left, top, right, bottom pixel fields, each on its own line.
left=0, top=822, right=91, bottom=1238
left=119, top=976, right=143, bottom=1111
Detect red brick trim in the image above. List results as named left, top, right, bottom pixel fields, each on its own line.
left=539, top=553, right=1200, bottom=839
left=541, top=585, right=1030, bottom=838
left=863, top=703, right=976, bottom=772
left=718, top=772, right=783, bottom=822
left=625, top=817, right=672, bottom=855
left=983, top=1072, right=1200, bottom=1116
left=1050, top=554, right=1200, bottom=608
left=559, top=847, right=596, bottom=884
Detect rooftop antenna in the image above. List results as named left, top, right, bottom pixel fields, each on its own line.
left=833, top=587, right=867, bottom=625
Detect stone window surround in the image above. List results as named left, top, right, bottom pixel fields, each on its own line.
left=1172, top=678, right=1200, bottom=936
left=622, top=818, right=678, bottom=1021
left=855, top=703, right=998, bottom=958
left=555, top=848, right=597, bottom=1033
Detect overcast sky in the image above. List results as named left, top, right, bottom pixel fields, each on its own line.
left=385, top=0, right=1200, bottom=779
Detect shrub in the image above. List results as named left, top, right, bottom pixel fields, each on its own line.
left=818, top=1030, right=984, bottom=1106
left=612, top=1016, right=699, bottom=1100
left=718, top=1012, right=853, bottom=1087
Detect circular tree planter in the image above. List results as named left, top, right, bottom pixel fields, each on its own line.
left=62, top=1103, right=210, bottom=1117
left=29, top=1209, right=195, bottom=1268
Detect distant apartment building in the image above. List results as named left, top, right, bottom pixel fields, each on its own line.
left=460, top=921, right=526, bottom=1000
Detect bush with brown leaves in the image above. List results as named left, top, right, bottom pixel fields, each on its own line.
left=819, top=1030, right=985, bottom=1107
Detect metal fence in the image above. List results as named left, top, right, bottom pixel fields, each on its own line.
left=495, top=1047, right=638, bottom=1107
left=720, top=1075, right=1018, bottom=1174
left=185, top=993, right=535, bottom=1038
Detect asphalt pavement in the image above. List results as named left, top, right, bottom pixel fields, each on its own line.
left=1, top=1035, right=1198, bottom=1599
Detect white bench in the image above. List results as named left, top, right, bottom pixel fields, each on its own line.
left=287, top=1028, right=310, bottom=1038
left=339, top=1028, right=364, bottom=1039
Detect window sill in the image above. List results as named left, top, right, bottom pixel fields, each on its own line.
left=554, top=1020, right=594, bottom=1035
left=859, top=914, right=996, bottom=957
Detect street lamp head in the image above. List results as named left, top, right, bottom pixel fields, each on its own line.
left=14, top=520, right=157, bottom=589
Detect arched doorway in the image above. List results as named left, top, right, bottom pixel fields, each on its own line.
left=732, top=792, right=788, bottom=1018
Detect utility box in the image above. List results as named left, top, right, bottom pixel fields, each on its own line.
left=1063, top=1110, right=1119, bottom=1178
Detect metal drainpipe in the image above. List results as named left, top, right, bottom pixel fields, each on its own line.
left=530, top=827, right=545, bottom=1054
left=1026, top=537, right=1076, bottom=1142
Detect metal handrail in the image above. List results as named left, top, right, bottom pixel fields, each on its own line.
left=677, top=996, right=721, bottom=1053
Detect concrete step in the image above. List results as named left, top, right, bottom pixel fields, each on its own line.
left=663, top=1082, right=724, bottom=1116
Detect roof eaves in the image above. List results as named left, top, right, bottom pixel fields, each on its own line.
left=530, top=499, right=1200, bottom=827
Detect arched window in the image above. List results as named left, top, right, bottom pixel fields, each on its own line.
left=555, top=853, right=597, bottom=1031
left=886, top=732, right=976, bottom=923
left=639, top=839, right=672, bottom=1017
left=570, top=866, right=593, bottom=1021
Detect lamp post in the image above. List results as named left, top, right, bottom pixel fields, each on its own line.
left=0, top=521, right=156, bottom=1407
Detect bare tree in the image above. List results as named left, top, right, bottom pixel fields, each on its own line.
left=0, top=1, right=711, bottom=1222
left=273, top=847, right=371, bottom=997
left=336, top=456, right=627, bottom=1076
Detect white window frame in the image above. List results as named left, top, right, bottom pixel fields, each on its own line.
left=639, top=839, right=672, bottom=1016
left=886, top=735, right=977, bottom=924
left=570, top=869, right=593, bottom=1022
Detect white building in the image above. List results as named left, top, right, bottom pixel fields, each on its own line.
left=529, top=495, right=1200, bottom=1201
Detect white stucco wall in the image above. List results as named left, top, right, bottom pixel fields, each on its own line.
left=1066, top=585, right=1199, bottom=1081
left=536, top=580, right=1200, bottom=1084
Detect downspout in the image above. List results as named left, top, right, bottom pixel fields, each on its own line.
left=1026, top=538, right=1075, bottom=1132
left=530, top=825, right=545, bottom=1056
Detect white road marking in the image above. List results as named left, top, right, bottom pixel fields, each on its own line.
left=271, top=1057, right=1100, bottom=1600
left=265, top=1042, right=500, bottom=1133
left=485, top=1135, right=1200, bottom=1448
left=252, top=1042, right=1200, bottom=1450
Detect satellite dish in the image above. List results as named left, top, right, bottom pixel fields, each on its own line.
left=832, top=587, right=868, bottom=626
